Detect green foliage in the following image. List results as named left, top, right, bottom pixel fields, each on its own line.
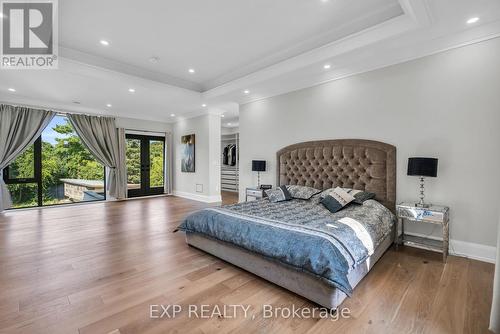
left=8, top=118, right=166, bottom=208
left=150, top=141, right=164, bottom=188
left=125, top=139, right=164, bottom=188
left=126, top=139, right=141, bottom=185
left=7, top=117, right=104, bottom=207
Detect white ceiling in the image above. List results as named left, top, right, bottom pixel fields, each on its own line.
left=59, top=0, right=403, bottom=90
left=1, top=0, right=500, bottom=125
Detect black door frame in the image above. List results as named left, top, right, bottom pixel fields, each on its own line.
left=126, top=134, right=166, bottom=198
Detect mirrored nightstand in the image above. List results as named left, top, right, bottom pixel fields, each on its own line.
left=245, top=187, right=266, bottom=202
left=396, top=202, right=450, bottom=262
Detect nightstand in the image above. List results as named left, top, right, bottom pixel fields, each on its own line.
left=396, top=202, right=450, bottom=262
left=245, top=187, right=266, bottom=201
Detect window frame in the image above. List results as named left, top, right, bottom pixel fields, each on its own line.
left=3, top=127, right=107, bottom=209
left=3, top=137, right=43, bottom=207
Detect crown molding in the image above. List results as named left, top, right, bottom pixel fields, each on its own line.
left=202, top=10, right=417, bottom=100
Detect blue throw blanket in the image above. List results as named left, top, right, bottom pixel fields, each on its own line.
left=177, top=195, right=395, bottom=296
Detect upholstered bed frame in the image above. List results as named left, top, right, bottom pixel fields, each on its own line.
left=186, top=139, right=396, bottom=309
left=277, top=139, right=396, bottom=212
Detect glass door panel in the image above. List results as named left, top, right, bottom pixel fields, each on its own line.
left=149, top=140, right=164, bottom=189
left=126, top=138, right=142, bottom=191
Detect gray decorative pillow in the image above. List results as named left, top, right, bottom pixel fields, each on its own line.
left=349, top=189, right=376, bottom=204
left=265, top=186, right=292, bottom=203
left=285, top=185, right=321, bottom=200
left=320, top=187, right=376, bottom=204
left=320, top=187, right=355, bottom=213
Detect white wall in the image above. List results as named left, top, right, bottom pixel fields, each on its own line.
left=239, top=37, right=500, bottom=260
left=222, top=126, right=239, bottom=135
left=115, top=116, right=172, bottom=133
left=173, top=114, right=221, bottom=202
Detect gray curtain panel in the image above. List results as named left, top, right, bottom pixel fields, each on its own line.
left=491, top=215, right=500, bottom=333
left=117, top=128, right=128, bottom=199
left=68, top=115, right=127, bottom=199
left=166, top=132, right=173, bottom=194
left=0, top=104, right=55, bottom=212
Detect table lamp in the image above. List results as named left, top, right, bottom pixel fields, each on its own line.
left=252, top=160, right=266, bottom=188
left=407, top=157, right=438, bottom=208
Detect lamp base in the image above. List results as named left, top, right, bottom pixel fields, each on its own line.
left=414, top=176, right=432, bottom=208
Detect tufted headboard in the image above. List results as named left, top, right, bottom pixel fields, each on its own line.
left=277, top=139, right=396, bottom=212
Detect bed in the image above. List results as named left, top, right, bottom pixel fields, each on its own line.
left=178, top=139, right=396, bottom=309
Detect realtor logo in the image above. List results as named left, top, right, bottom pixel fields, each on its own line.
left=1, top=0, right=58, bottom=69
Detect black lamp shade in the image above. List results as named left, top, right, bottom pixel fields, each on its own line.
left=252, top=160, right=266, bottom=172
left=407, top=157, right=438, bottom=177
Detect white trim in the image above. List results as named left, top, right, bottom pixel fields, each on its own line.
left=125, top=129, right=167, bottom=137
left=124, top=194, right=171, bottom=201
left=173, top=190, right=221, bottom=203
left=449, top=239, right=497, bottom=264
left=405, top=232, right=496, bottom=264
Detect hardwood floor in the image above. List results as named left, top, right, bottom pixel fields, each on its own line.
left=0, top=196, right=494, bottom=334
left=221, top=191, right=239, bottom=205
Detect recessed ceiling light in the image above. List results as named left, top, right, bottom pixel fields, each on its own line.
left=128, top=88, right=135, bottom=93
left=8, top=88, right=16, bottom=92
left=221, top=114, right=225, bottom=118
left=467, top=17, right=480, bottom=24
left=323, top=64, right=331, bottom=70
left=321, top=0, right=329, bottom=3
left=243, top=90, right=250, bottom=94
left=227, top=123, right=232, bottom=126
left=201, top=104, right=207, bottom=107
left=188, top=68, right=195, bottom=74
left=170, top=113, right=176, bottom=117
left=106, top=103, right=112, bottom=108
left=100, top=40, right=110, bottom=46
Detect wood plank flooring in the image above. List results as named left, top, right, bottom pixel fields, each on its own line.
left=0, top=196, right=495, bottom=334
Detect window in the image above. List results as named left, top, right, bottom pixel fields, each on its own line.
left=3, top=139, right=41, bottom=208
left=3, top=115, right=106, bottom=208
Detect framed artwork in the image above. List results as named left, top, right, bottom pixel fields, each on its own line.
left=181, top=134, right=195, bottom=173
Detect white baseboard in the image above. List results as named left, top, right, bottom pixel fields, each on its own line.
left=173, top=191, right=222, bottom=203
left=405, top=232, right=497, bottom=264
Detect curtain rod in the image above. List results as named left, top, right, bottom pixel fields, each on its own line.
left=0, top=101, right=113, bottom=118
left=125, top=128, right=170, bottom=134
left=1, top=102, right=172, bottom=132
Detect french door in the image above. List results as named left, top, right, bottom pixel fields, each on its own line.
left=126, top=134, right=166, bottom=198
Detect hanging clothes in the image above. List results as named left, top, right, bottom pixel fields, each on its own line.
left=230, top=144, right=237, bottom=166
left=222, top=143, right=238, bottom=166
left=223, top=145, right=229, bottom=165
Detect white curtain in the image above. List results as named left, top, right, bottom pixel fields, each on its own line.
left=0, top=105, right=55, bottom=212
left=68, top=115, right=127, bottom=199
left=491, top=212, right=500, bottom=333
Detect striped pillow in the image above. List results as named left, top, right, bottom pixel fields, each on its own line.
left=320, top=187, right=355, bottom=213
left=321, top=188, right=376, bottom=204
